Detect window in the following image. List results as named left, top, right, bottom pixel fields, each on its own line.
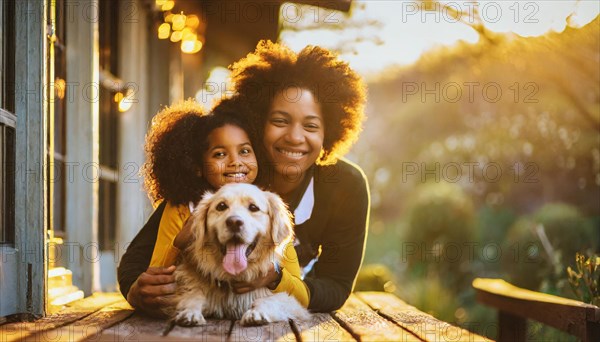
left=1, top=0, right=16, bottom=245
left=0, top=111, right=15, bottom=245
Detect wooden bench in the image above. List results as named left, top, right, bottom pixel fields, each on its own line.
left=473, top=278, right=600, bottom=342
left=0, top=291, right=490, bottom=341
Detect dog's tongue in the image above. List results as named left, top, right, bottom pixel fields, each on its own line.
left=223, top=243, right=248, bottom=275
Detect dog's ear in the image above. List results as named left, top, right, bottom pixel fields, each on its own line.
left=188, top=191, right=214, bottom=244
left=266, top=191, right=294, bottom=246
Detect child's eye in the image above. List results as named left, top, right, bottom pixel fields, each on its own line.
left=213, top=151, right=226, bottom=158
left=240, top=148, right=253, bottom=155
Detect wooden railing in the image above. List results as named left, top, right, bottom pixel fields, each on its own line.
left=473, top=278, right=600, bottom=342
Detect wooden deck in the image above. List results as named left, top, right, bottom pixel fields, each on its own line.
left=0, top=292, right=490, bottom=341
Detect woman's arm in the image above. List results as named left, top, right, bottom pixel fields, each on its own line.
left=304, top=162, right=370, bottom=312
left=118, top=202, right=177, bottom=316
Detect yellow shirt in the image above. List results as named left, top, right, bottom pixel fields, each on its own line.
left=150, top=201, right=310, bottom=307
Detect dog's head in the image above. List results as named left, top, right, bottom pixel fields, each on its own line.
left=186, top=183, right=293, bottom=278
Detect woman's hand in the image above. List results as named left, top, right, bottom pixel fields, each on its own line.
left=231, top=263, right=280, bottom=294
left=126, top=265, right=177, bottom=317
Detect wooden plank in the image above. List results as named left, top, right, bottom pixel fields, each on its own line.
left=473, top=278, right=599, bottom=340
left=0, top=293, right=124, bottom=341
left=24, top=299, right=133, bottom=341
left=292, top=313, right=355, bottom=342
left=356, top=292, right=489, bottom=342
left=332, top=294, right=421, bottom=341
left=98, top=313, right=172, bottom=340
left=168, top=319, right=233, bottom=341
left=229, top=320, right=297, bottom=342
left=95, top=331, right=200, bottom=341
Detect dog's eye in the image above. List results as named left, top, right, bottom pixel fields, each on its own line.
left=216, top=202, right=228, bottom=211
left=248, top=204, right=260, bottom=212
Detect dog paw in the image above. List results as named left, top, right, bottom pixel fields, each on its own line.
left=241, top=309, right=270, bottom=326
left=175, top=309, right=207, bottom=327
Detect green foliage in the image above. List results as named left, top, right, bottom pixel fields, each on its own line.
left=354, top=264, right=397, bottom=293
left=407, top=182, right=476, bottom=244
left=405, top=182, right=476, bottom=288
left=533, top=204, right=598, bottom=262
left=502, top=216, right=547, bottom=290
left=502, top=202, right=597, bottom=293
left=477, top=205, right=516, bottom=244
left=567, top=253, right=600, bottom=306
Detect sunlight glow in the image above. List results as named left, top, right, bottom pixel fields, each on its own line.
left=279, top=1, right=599, bottom=78
left=195, top=67, right=232, bottom=109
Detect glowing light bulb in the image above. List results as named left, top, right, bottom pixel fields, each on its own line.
left=161, top=0, right=174, bottom=11
left=186, top=15, right=200, bottom=29
left=158, top=23, right=170, bottom=39
left=182, top=40, right=203, bottom=54
left=118, top=89, right=134, bottom=113
left=172, top=12, right=186, bottom=31
left=114, top=92, right=124, bottom=103
left=170, top=30, right=182, bottom=42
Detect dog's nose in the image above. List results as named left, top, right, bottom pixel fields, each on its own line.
left=225, top=216, right=244, bottom=233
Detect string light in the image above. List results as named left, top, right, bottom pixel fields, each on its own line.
left=158, top=23, right=170, bottom=39
left=114, top=89, right=134, bottom=113
left=186, top=15, right=200, bottom=29
left=156, top=2, right=204, bottom=54
left=161, top=0, right=174, bottom=11
left=170, top=30, right=183, bottom=42
left=181, top=40, right=203, bottom=54
left=172, top=12, right=186, bottom=31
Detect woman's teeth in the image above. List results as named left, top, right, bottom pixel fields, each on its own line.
left=278, top=149, right=304, bottom=158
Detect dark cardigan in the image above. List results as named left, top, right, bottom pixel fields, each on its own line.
left=117, top=158, right=370, bottom=312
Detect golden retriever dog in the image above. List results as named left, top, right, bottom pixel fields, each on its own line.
left=173, top=183, right=309, bottom=326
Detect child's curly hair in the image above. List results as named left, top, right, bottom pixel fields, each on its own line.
left=230, top=40, right=367, bottom=165
left=142, top=100, right=207, bottom=207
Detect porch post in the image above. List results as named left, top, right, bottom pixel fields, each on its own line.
left=14, top=0, right=49, bottom=317
left=64, top=0, right=100, bottom=295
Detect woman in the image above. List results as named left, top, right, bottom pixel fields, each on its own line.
left=118, top=41, right=369, bottom=315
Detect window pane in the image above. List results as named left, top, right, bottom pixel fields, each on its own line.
left=98, top=179, right=116, bottom=250
left=1, top=124, right=15, bottom=244
left=2, top=0, right=15, bottom=112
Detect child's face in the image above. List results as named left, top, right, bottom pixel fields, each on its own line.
left=202, top=124, right=258, bottom=188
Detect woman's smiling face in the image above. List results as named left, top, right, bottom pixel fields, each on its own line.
left=263, top=87, right=325, bottom=180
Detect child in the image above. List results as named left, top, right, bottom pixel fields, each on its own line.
left=142, top=98, right=309, bottom=307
